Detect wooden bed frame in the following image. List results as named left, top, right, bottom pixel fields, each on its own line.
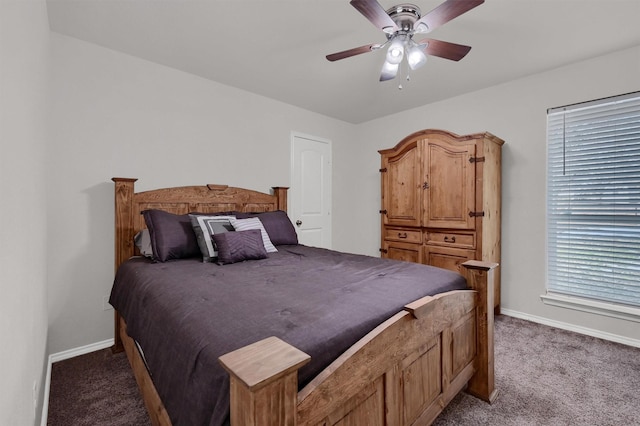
left=111, top=177, right=498, bottom=426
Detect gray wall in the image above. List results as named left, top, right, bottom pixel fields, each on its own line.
left=0, top=0, right=50, bottom=424
left=44, top=36, right=640, bottom=356
left=46, top=33, right=356, bottom=354
left=352, top=45, right=640, bottom=344
left=47, top=38, right=639, bottom=356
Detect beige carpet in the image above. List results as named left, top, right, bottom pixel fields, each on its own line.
left=47, top=315, right=640, bottom=425
left=433, top=315, right=640, bottom=425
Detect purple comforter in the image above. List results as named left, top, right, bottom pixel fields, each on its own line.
left=109, top=245, right=466, bottom=426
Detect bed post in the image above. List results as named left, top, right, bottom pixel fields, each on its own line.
left=272, top=187, right=288, bottom=212
left=111, top=177, right=137, bottom=353
left=219, top=336, right=310, bottom=426
left=461, top=260, right=499, bottom=403
left=112, top=177, right=137, bottom=269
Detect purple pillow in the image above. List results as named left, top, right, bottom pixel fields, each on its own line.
left=235, top=210, right=298, bottom=245
left=142, top=210, right=200, bottom=262
left=212, top=229, right=268, bottom=264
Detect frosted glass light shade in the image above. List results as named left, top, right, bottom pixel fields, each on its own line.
left=407, top=45, right=427, bottom=70
left=386, top=38, right=404, bottom=65
left=380, top=60, right=399, bottom=81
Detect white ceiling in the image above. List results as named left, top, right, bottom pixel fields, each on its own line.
left=46, top=0, right=640, bottom=124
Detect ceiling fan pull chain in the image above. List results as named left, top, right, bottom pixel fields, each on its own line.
left=398, top=62, right=411, bottom=90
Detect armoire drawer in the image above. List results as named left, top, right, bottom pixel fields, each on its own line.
left=425, top=231, right=475, bottom=249
left=381, top=241, right=422, bottom=264
left=423, top=246, right=476, bottom=274
left=384, top=228, right=422, bottom=244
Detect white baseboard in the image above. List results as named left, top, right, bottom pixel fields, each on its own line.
left=41, top=338, right=115, bottom=426
left=501, top=308, right=640, bottom=349
left=49, top=338, right=115, bottom=364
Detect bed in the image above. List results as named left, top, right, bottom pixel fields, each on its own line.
left=110, top=177, right=498, bottom=426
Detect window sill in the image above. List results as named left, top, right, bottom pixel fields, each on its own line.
left=541, top=293, right=640, bottom=323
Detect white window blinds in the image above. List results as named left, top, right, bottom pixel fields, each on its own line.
left=546, top=92, right=640, bottom=308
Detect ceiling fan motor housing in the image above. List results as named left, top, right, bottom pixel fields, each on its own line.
left=386, top=3, right=421, bottom=32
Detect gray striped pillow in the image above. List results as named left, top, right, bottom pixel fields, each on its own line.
left=229, top=217, right=278, bottom=253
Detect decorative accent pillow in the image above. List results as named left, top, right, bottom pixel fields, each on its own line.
left=133, top=229, right=154, bottom=258
left=142, top=209, right=200, bottom=262
left=212, top=229, right=268, bottom=264
left=189, top=215, right=235, bottom=262
left=235, top=210, right=298, bottom=246
left=229, top=217, right=278, bottom=253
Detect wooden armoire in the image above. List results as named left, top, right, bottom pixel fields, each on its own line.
left=379, top=129, right=504, bottom=310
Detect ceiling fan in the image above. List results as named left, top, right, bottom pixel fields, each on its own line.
left=327, top=0, right=484, bottom=83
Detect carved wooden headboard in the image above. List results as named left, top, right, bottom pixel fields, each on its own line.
left=112, top=177, right=288, bottom=271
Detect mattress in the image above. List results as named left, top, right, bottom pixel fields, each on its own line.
left=109, top=244, right=466, bottom=425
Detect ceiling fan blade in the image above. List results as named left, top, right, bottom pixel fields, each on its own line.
left=380, top=61, right=399, bottom=81
left=414, top=0, right=484, bottom=33
left=326, top=43, right=380, bottom=61
left=350, top=0, right=399, bottom=33
left=418, top=38, right=472, bottom=61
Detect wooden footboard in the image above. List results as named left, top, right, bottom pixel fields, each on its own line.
left=116, top=261, right=496, bottom=426
left=219, top=261, right=497, bottom=426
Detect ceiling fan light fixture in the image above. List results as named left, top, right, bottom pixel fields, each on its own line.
left=407, top=44, right=427, bottom=70
left=326, top=0, right=484, bottom=83
left=380, top=60, right=399, bottom=81
left=386, top=37, right=404, bottom=65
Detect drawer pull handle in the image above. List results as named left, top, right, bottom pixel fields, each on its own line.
left=398, top=232, right=408, bottom=239
left=444, top=236, right=456, bottom=243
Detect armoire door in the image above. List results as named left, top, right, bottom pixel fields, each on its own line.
left=423, top=137, right=476, bottom=229
left=380, top=139, right=422, bottom=227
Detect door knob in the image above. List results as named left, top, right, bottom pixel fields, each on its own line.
left=296, top=220, right=302, bottom=227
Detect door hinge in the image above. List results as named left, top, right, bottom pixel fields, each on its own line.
left=379, top=167, right=387, bottom=172
left=469, top=211, right=485, bottom=217
left=379, top=248, right=388, bottom=254
left=469, top=156, right=485, bottom=163
left=379, top=209, right=387, bottom=215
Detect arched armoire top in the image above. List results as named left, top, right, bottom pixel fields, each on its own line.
left=379, top=129, right=505, bottom=155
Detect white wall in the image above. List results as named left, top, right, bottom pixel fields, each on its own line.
left=45, top=27, right=640, bottom=357
left=0, top=0, right=50, bottom=424
left=47, top=33, right=356, bottom=354
left=350, top=45, right=640, bottom=343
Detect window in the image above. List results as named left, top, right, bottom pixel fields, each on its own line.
left=546, top=92, right=640, bottom=315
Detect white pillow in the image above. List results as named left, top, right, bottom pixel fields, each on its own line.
left=229, top=217, right=278, bottom=253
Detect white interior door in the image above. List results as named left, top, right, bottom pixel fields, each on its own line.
left=290, top=133, right=332, bottom=248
